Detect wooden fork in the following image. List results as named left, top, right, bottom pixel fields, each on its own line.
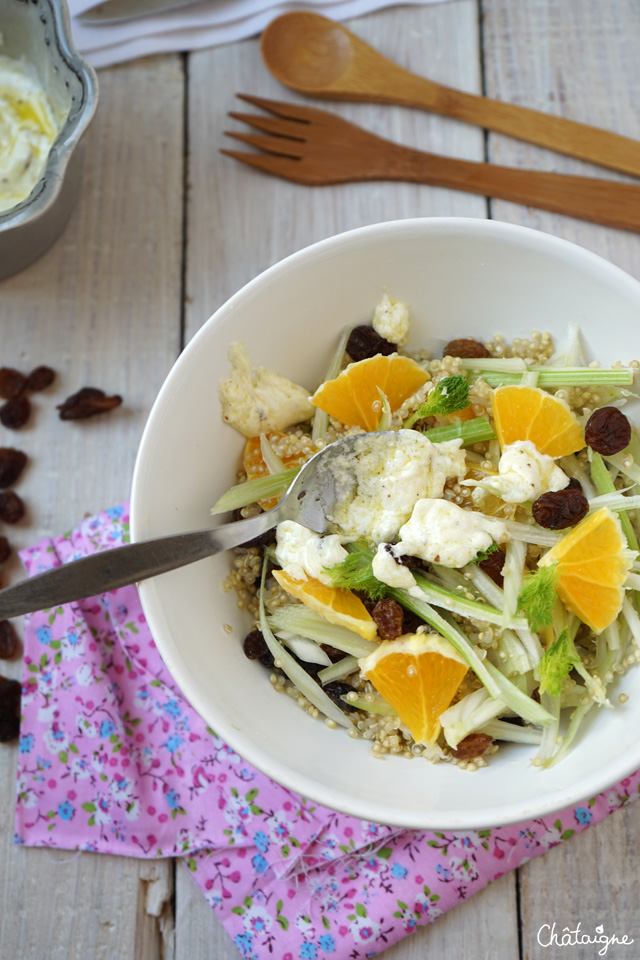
left=222, top=95, right=640, bottom=233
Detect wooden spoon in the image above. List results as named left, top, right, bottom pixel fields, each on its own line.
left=260, top=12, right=640, bottom=178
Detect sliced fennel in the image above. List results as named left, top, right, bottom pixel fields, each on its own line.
left=340, top=695, right=396, bottom=717
left=439, top=687, right=507, bottom=749
left=258, top=559, right=353, bottom=728
left=377, top=388, right=392, bottom=431
left=312, top=325, right=353, bottom=443
left=463, top=365, right=634, bottom=387
left=410, top=569, right=525, bottom=628
left=589, top=450, right=639, bottom=551
left=422, top=415, right=496, bottom=445
left=274, top=630, right=332, bottom=666
left=267, top=605, right=379, bottom=658
left=318, top=656, right=360, bottom=684
left=479, top=719, right=542, bottom=745
left=259, top=433, right=286, bottom=474
left=211, top=468, right=299, bottom=514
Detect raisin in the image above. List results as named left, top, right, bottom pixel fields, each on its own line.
left=321, top=644, right=346, bottom=663
left=0, top=367, right=26, bottom=399
left=450, top=732, right=493, bottom=760
left=0, top=448, right=27, bottom=487
left=0, top=491, right=25, bottom=524
left=242, top=629, right=274, bottom=668
left=0, top=395, right=31, bottom=429
left=478, top=547, right=506, bottom=588
left=585, top=406, right=631, bottom=456
left=532, top=487, right=589, bottom=530
left=567, top=477, right=583, bottom=491
left=403, top=609, right=426, bottom=634
left=0, top=536, right=10, bottom=564
left=346, top=325, right=395, bottom=361
left=384, top=543, right=422, bottom=569
left=26, top=365, right=55, bottom=392
left=0, top=621, right=18, bottom=659
left=371, top=597, right=405, bottom=639
left=290, top=653, right=324, bottom=677
left=0, top=675, right=21, bottom=743
left=323, top=680, right=359, bottom=713
left=57, top=387, right=123, bottom=420
left=357, top=592, right=377, bottom=615
left=443, top=338, right=490, bottom=359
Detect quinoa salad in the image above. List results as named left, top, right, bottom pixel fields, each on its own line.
left=213, top=296, right=640, bottom=770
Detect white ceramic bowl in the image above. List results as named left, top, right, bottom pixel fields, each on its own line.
left=131, top=218, right=640, bottom=829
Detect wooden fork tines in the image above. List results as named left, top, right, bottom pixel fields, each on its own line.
left=222, top=94, right=640, bottom=233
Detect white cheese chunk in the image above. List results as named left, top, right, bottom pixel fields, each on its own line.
left=394, top=498, right=507, bottom=568
left=372, top=293, right=410, bottom=346
left=218, top=342, right=314, bottom=438
left=275, top=520, right=347, bottom=585
left=372, top=544, right=416, bottom=590
left=461, top=440, right=569, bottom=504
left=328, top=430, right=466, bottom=543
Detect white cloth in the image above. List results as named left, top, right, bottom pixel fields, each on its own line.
left=68, top=0, right=448, bottom=69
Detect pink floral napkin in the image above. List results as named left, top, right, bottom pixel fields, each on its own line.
left=14, top=505, right=640, bottom=959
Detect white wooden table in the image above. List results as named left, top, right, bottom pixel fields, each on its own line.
left=1, top=1, right=639, bottom=957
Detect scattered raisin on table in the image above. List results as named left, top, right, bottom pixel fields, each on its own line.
left=0, top=621, right=18, bottom=660
left=323, top=680, right=359, bottom=713
left=57, top=387, right=123, bottom=421
left=0, top=367, right=27, bottom=399
left=0, top=536, right=10, bottom=564
left=442, top=338, right=490, bottom=359
left=450, top=732, right=493, bottom=760
left=585, top=406, right=631, bottom=456
left=0, top=675, right=21, bottom=743
left=0, top=448, right=27, bottom=488
left=26, top=365, right=56, bottom=392
left=532, top=487, right=589, bottom=530
left=0, top=491, right=25, bottom=524
left=478, top=546, right=506, bottom=587
left=346, top=325, right=395, bottom=361
left=371, top=597, right=405, bottom=639
left=0, top=395, right=31, bottom=429
left=242, top=628, right=274, bottom=668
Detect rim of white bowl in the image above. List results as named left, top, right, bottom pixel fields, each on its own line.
left=131, top=217, right=640, bottom=829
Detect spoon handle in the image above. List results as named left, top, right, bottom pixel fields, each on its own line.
left=374, top=145, right=640, bottom=233
left=0, top=511, right=277, bottom=620
left=383, top=70, right=640, bottom=179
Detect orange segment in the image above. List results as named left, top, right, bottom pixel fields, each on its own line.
left=272, top=570, right=377, bottom=641
left=446, top=403, right=476, bottom=423
left=359, top=633, right=468, bottom=745
left=539, top=507, right=635, bottom=633
left=243, top=431, right=309, bottom=510
left=310, top=355, right=429, bottom=431
left=492, top=385, right=585, bottom=457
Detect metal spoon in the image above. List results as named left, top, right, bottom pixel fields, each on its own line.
left=260, top=11, right=640, bottom=178
left=0, top=432, right=376, bottom=620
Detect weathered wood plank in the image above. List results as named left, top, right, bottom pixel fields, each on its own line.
left=482, top=1, right=640, bottom=957
left=184, top=2, right=488, bottom=339
left=0, top=55, right=184, bottom=960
